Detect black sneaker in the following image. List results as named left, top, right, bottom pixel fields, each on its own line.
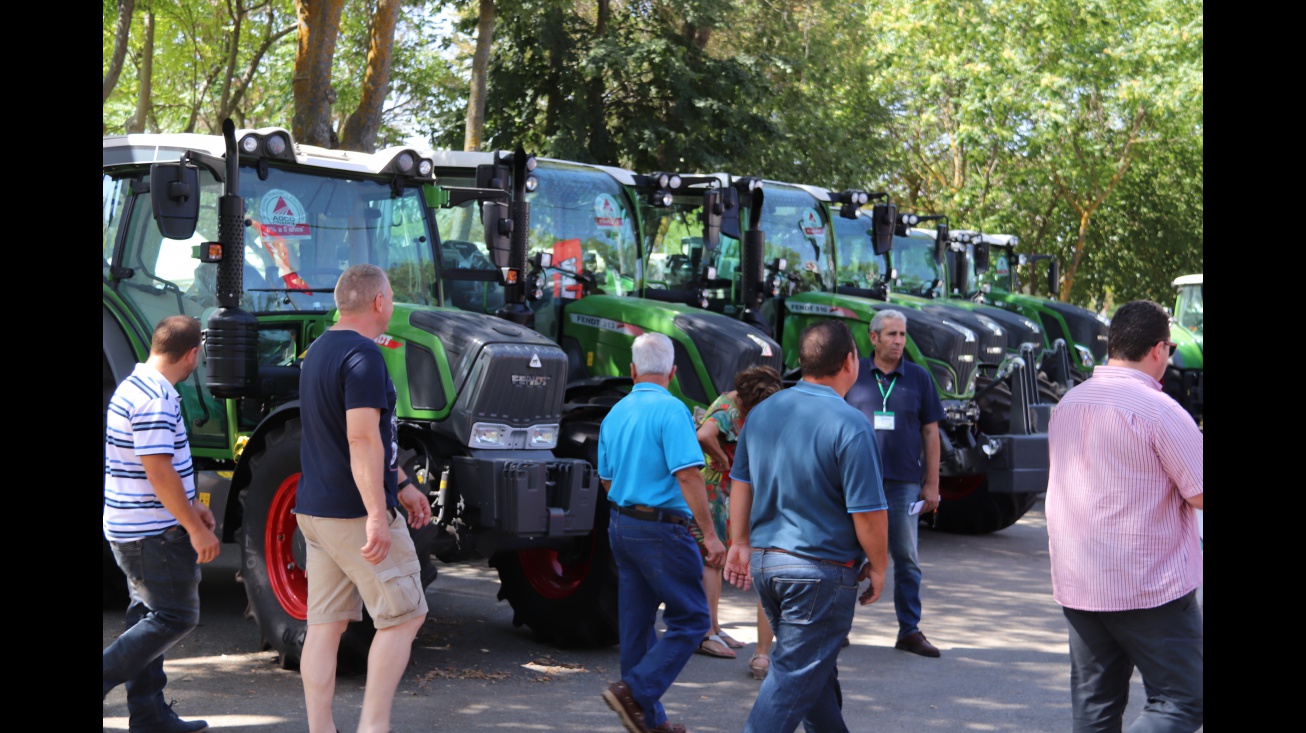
left=128, top=700, right=209, bottom=733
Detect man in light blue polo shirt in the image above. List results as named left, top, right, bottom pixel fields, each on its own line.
left=599, top=332, right=726, bottom=733
left=724, top=319, right=889, bottom=733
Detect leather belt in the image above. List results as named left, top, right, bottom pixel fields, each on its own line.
left=611, top=502, right=689, bottom=527
left=761, top=547, right=856, bottom=569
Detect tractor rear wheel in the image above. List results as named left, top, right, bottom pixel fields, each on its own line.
left=238, top=418, right=374, bottom=673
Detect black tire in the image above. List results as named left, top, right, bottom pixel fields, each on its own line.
left=490, top=502, right=620, bottom=647
left=932, top=476, right=1039, bottom=535
left=238, top=418, right=374, bottom=674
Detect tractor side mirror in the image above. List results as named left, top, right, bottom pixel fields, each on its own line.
left=701, top=189, right=723, bottom=250
left=1048, top=259, right=1061, bottom=298
left=974, top=242, right=990, bottom=273
left=482, top=201, right=512, bottom=270
left=150, top=162, right=201, bottom=240
left=871, top=203, right=896, bottom=255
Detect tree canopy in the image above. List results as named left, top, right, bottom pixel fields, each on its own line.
left=103, top=0, right=1202, bottom=309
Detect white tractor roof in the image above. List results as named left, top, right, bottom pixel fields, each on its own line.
left=1172, top=273, right=1203, bottom=287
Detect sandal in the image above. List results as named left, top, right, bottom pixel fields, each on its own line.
left=695, top=633, right=737, bottom=659
left=748, top=652, right=770, bottom=680
left=716, top=630, right=746, bottom=649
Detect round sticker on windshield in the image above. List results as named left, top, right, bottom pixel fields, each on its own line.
left=800, top=208, right=825, bottom=237
left=995, top=255, right=1009, bottom=275
left=595, top=194, right=624, bottom=228
left=258, top=189, right=311, bottom=238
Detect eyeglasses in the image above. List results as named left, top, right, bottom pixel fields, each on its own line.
left=1159, top=340, right=1177, bottom=357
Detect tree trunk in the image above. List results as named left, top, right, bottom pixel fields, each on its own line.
left=292, top=0, right=347, bottom=147
left=104, top=0, right=136, bottom=104
left=464, top=0, right=495, bottom=151
left=340, top=0, right=403, bottom=152
left=585, top=0, right=611, bottom=162
left=126, top=7, right=155, bottom=134
left=1060, top=210, right=1092, bottom=302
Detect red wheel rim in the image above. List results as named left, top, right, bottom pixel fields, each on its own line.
left=264, top=473, right=308, bottom=620
left=517, top=534, right=595, bottom=600
left=940, top=474, right=985, bottom=502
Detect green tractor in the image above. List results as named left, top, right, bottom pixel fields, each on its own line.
left=628, top=173, right=1049, bottom=533
left=1166, top=274, right=1203, bottom=424
left=826, top=210, right=1065, bottom=435
left=949, top=232, right=1110, bottom=389
left=427, top=154, right=784, bottom=421
left=103, top=123, right=613, bottom=673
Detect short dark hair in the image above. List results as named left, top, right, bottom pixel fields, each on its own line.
left=1107, top=300, right=1171, bottom=362
left=151, top=315, right=201, bottom=362
left=799, top=320, right=856, bottom=378
left=734, top=365, right=782, bottom=416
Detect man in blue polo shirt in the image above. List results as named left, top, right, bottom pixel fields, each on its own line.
left=845, top=309, right=946, bottom=658
left=724, top=320, right=888, bottom=733
left=599, top=332, right=725, bottom=733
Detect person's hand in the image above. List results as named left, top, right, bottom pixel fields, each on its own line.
left=398, top=484, right=431, bottom=530
left=360, top=512, right=392, bottom=564
left=724, top=544, right=752, bottom=591
left=703, top=535, right=727, bottom=570
left=921, top=482, right=941, bottom=514
left=858, top=562, right=885, bottom=605
left=191, top=527, right=221, bottom=564
left=195, top=502, right=217, bottom=531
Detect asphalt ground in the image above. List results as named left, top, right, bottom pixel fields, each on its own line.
left=102, top=497, right=1206, bottom=732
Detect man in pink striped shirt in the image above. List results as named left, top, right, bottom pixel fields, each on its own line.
left=1046, top=299, right=1203, bottom=733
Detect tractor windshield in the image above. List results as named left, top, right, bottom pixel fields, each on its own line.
left=890, top=234, right=946, bottom=298
left=1175, top=282, right=1203, bottom=337
left=830, top=213, right=884, bottom=289
left=754, top=185, right=836, bottom=295
left=105, top=163, right=440, bottom=326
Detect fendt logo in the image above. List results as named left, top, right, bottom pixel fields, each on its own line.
left=511, top=375, right=551, bottom=387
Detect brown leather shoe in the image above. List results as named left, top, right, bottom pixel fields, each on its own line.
left=603, top=680, right=650, bottom=733
left=894, top=631, right=941, bottom=657
left=649, top=723, right=687, bottom=733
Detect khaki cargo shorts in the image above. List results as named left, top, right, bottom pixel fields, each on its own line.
left=297, top=508, right=428, bottom=629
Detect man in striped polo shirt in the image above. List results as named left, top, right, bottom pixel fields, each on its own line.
left=103, top=315, right=220, bottom=733
left=1046, top=300, right=1203, bottom=733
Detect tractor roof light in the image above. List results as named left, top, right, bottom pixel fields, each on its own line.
left=239, top=135, right=259, bottom=154
left=650, top=190, right=673, bottom=207
left=736, top=176, right=764, bottom=193
left=524, top=175, right=539, bottom=192
left=381, top=149, right=436, bottom=179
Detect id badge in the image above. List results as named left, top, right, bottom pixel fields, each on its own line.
left=873, top=411, right=895, bottom=430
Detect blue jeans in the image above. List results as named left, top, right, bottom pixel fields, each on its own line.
left=608, top=509, right=711, bottom=729
left=103, top=525, right=202, bottom=724
left=745, top=549, right=858, bottom=733
left=1063, top=591, right=1203, bottom=733
left=885, top=480, right=923, bottom=637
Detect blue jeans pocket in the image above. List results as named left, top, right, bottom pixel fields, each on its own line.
left=772, top=577, right=821, bottom=624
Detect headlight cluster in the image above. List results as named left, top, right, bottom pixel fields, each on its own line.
left=470, top=422, right=561, bottom=450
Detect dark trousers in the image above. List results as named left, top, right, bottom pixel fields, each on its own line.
left=103, top=525, right=202, bottom=725
left=1063, top=590, right=1203, bottom=733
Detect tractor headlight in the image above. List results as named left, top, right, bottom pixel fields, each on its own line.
left=1073, top=344, right=1095, bottom=369
left=471, top=423, right=510, bottom=448
left=529, top=425, right=560, bottom=449
left=928, top=362, right=956, bottom=393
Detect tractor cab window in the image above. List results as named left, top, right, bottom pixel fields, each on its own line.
left=1176, top=283, right=1203, bottom=336
left=524, top=164, right=636, bottom=299
left=891, top=235, right=945, bottom=298
left=641, top=198, right=714, bottom=291
left=831, top=214, right=882, bottom=289
left=972, top=246, right=1013, bottom=294
left=754, top=186, right=836, bottom=294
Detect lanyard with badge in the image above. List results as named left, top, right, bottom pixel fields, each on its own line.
left=874, top=372, right=896, bottom=430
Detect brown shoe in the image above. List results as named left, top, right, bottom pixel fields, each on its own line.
left=649, top=723, right=687, bottom=733
left=895, top=631, right=941, bottom=657
left=603, top=680, right=650, bottom=733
